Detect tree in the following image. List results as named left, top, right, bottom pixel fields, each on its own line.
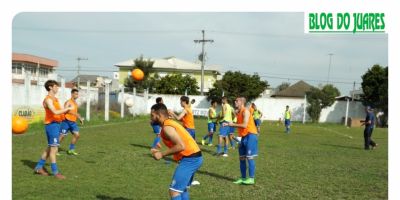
left=207, top=71, right=269, bottom=103
left=124, top=55, right=154, bottom=93
left=306, top=84, right=340, bottom=123
left=361, top=64, right=388, bottom=122
left=277, top=82, right=291, bottom=92
left=155, top=73, right=199, bottom=95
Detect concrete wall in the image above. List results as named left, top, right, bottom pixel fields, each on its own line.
left=119, top=93, right=366, bottom=123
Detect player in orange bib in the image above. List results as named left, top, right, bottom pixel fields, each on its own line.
left=225, top=97, right=258, bottom=185
left=59, top=89, right=84, bottom=155
left=169, top=96, right=196, bottom=139
left=150, top=103, right=203, bottom=200
left=34, top=80, right=73, bottom=179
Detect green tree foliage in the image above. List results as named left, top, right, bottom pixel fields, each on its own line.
left=277, top=82, right=291, bottom=92
left=306, top=84, right=340, bottom=123
left=361, top=65, right=388, bottom=117
left=207, top=71, right=269, bottom=103
left=124, top=55, right=154, bottom=93
left=155, top=73, right=199, bottom=95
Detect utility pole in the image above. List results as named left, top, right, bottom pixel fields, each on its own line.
left=352, top=81, right=356, bottom=101
left=76, top=57, right=88, bottom=88
left=194, top=30, right=213, bottom=95
left=327, top=53, right=334, bottom=84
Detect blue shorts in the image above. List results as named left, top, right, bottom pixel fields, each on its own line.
left=254, top=119, right=261, bottom=127
left=285, top=119, right=291, bottom=126
left=170, top=156, right=203, bottom=193
left=219, top=121, right=230, bottom=137
left=46, top=122, right=61, bottom=147
left=207, top=122, right=216, bottom=133
left=61, top=120, right=79, bottom=135
left=229, top=126, right=236, bottom=134
left=150, top=122, right=161, bottom=134
left=238, top=133, right=258, bottom=158
left=185, top=128, right=196, bottom=139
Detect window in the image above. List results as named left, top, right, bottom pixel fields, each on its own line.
left=12, top=62, right=23, bottom=74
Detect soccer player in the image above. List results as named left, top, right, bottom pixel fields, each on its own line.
left=361, top=106, right=378, bottom=150
left=226, top=97, right=258, bottom=185
left=150, top=103, right=203, bottom=200
left=228, top=109, right=240, bottom=149
left=169, top=96, right=196, bottom=140
left=284, top=105, right=291, bottom=133
left=59, top=89, right=84, bottom=155
left=251, top=103, right=263, bottom=133
left=202, top=100, right=218, bottom=146
left=150, top=97, right=164, bottom=149
left=34, top=80, right=72, bottom=179
left=217, top=96, right=234, bottom=157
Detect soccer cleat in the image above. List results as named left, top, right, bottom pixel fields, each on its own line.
left=54, top=173, right=66, bottom=180
left=233, top=178, right=245, bottom=184
left=242, top=178, right=255, bottom=185
left=67, top=150, right=79, bottom=155
left=372, top=144, right=378, bottom=150
left=34, top=168, right=49, bottom=176
left=201, top=139, right=206, bottom=146
left=191, top=180, right=200, bottom=186
left=222, top=154, right=228, bottom=157
left=208, top=143, right=213, bottom=147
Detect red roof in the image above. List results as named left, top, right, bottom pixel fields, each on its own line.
left=12, top=53, right=58, bottom=68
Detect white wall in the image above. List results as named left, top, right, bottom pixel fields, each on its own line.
left=118, top=93, right=366, bottom=123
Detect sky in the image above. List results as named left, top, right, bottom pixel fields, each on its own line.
left=12, top=12, right=388, bottom=95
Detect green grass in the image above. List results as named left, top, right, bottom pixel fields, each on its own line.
left=13, top=118, right=388, bottom=199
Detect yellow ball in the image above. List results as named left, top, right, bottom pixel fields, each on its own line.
left=131, top=68, right=144, bottom=81
left=12, top=116, right=28, bottom=134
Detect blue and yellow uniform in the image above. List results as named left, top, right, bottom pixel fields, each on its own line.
left=253, top=109, right=262, bottom=127
left=161, top=119, right=203, bottom=194
left=219, top=103, right=233, bottom=137
left=284, top=109, right=291, bottom=133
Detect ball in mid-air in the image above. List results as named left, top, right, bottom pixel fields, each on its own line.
left=12, top=116, right=28, bottom=134
left=131, top=68, right=144, bottom=81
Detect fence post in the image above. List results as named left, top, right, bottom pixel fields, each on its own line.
left=105, top=82, right=110, bottom=121
left=303, top=94, right=307, bottom=124
left=24, top=72, right=31, bottom=106
left=121, top=85, right=124, bottom=118
left=345, top=98, right=349, bottom=126
left=86, top=81, right=91, bottom=121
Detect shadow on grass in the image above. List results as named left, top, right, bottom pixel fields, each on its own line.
left=96, top=195, right=132, bottom=200
left=197, top=170, right=235, bottom=182
left=130, top=143, right=150, bottom=149
left=320, top=143, right=362, bottom=150
left=21, top=159, right=36, bottom=170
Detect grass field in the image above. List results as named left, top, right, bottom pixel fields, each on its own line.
left=12, top=117, right=388, bottom=199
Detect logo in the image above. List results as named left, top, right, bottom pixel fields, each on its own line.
left=306, top=12, right=385, bottom=34
left=15, top=106, right=35, bottom=120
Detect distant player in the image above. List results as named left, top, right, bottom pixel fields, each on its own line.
left=202, top=100, right=218, bottom=146
left=34, top=80, right=72, bottom=179
left=217, top=96, right=234, bottom=157
left=150, top=97, right=164, bottom=149
left=150, top=103, right=203, bottom=200
left=361, top=106, right=378, bottom=150
left=169, top=96, right=196, bottom=140
left=251, top=103, right=263, bottom=133
left=226, top=97, right=258, bottom=185
left=59, top=89, right=84, bottom=156
left=284, top=105, right=291, bottom=133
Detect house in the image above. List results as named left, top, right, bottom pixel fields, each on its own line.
left=271, top=80, right=312, bottom=98
left=12, top=52, right=58, bottom=85
left=114, top=56, right=221, bottom=93
left=69, top=74, right=119, bottom=92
